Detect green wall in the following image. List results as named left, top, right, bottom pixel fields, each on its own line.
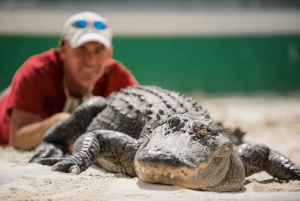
left=0, top=35, right=299, bottom=93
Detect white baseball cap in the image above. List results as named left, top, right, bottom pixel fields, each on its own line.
left=61, top=11, right=112, bottom=48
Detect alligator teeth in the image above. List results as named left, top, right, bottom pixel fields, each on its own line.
left=140, top=167, right=145, bottom=174
left=135, top=167, right=140, bottom=173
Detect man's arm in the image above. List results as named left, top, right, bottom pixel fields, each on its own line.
left=9, top=108, right=70, bottom=150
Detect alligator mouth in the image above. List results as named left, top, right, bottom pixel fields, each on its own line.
left=134, top=151, right=232, bottom=190
left=134, top=160, right=198, bottom=186
left=134, top=139, right=200, bottom=187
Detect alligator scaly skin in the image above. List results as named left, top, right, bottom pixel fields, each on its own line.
left=86, top=85, right=207, bottom=139
left=31, top=85, right=300, bottom=192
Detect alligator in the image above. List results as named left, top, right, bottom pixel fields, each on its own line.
left=30, top=85, right=300, bottom=192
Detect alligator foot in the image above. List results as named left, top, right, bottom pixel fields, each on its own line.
left=229, top=128, right=245, bottom=145
left=35, top=133, right=101, bottom=174
left=219, top=123, right=245, bottom=145
left=235, top=143, right=300, bottom=181
left=35, top=151, right=92, bottom=174
left=265, top=150, right=300, bottom=181
left=29, top=142, right=69, bottom=163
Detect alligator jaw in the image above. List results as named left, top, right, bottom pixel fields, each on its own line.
left=134, top=122, right=234, bottom=190
left=134, top=150, right=232, bottom=190
left=134, top=160, right=199, bottom=186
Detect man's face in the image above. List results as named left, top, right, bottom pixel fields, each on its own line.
left=60, top=41, right=112, bottom=92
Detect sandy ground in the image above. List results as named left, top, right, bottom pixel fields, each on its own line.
left=0, top=94, right=300, bottom=201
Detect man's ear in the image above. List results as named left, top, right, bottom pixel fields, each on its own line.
left=108, top=46, right=114, bottom=58
left=58, top=40, right=66, bottom=60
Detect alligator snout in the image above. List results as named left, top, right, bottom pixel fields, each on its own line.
left=134, top=149, right=198, bottom=185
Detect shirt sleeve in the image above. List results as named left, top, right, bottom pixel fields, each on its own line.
left=6, top=58, right=48, bottom=118
left=114, top=61, right=138, bottom=88
left=104, top=60, right=138, bottom=96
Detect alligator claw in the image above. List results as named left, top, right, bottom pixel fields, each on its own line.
left=35, top=156, right=82, bottom=174
left=52, top=158, right=78, bottom=173
left=36, top=151, right=94, bottom=174
left=52, top=161, right=80, bottom=174
left=29, top=143, right=69, bottom=163
left=70, top=165, right=80, bottom=175
left=51, top=164, right=59, bottom=171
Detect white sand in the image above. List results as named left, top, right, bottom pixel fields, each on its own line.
left=0, top=95, right=300, bottom=201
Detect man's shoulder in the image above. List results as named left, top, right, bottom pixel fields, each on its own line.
left=107, top=59, right=126, bottom=71
left=105, top=59, right=137, bottom=84
left=15, top=49, right=62, bottom=80
left=22, top=49, right=61, bottom=71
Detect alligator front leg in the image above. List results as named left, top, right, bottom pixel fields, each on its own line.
left=235, top=143, right=300, bottom=181
left=30, top=96, right=107, bottom=162
left=35, top=130, right=141, bottom=176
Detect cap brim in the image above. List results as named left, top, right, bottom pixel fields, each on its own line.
left=71, top=32, right=111, bottom=48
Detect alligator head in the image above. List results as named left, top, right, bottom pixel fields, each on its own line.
left=134, top=113, right=245, bottom=191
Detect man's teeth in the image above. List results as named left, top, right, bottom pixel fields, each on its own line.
left=81, top=67, right=96, bottom=74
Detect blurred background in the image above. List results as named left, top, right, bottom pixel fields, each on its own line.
left=0, top=0, right=300, bottom=94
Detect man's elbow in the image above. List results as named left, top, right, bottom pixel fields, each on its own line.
left=9, top=135, right=33, bottom=150
left=9, top=137, right=22, bottom=149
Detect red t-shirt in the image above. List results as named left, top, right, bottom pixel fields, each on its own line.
left=0, top=49, right=138, bottom=145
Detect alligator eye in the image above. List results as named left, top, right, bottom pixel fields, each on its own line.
left=167, top=116, right=181, bottom=128
left=192, top=122, right=212, bottom=136
left=198, top=126, right=211, bottom=135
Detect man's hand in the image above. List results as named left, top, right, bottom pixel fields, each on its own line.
left=9, top=108, right=70, bottom=150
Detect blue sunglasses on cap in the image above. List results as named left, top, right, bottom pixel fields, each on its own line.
left=72, top=20, right=107, bottom=30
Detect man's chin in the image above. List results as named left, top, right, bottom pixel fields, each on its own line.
left=77, top=78, right=97, bottom=91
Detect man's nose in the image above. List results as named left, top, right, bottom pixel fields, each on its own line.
left=84, top=53, right=98, bottom=66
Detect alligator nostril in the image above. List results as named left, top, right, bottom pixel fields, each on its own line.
left=218, top=143, right=233, bottom=157
left=181, top=169, right=188, bottom=177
